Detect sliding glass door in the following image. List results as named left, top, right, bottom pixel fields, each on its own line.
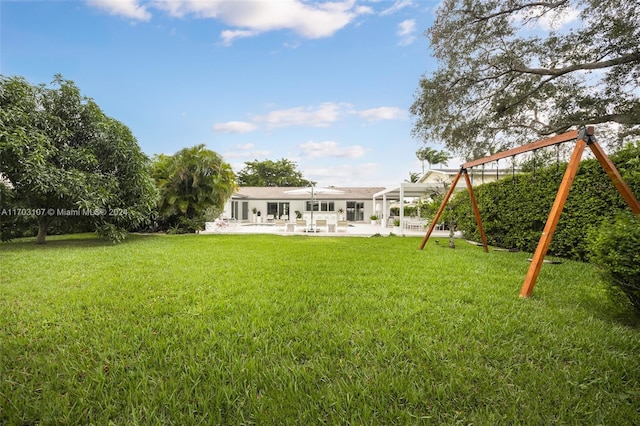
left=346, top=201, right=364, bottom=221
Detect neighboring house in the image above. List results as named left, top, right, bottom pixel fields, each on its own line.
left=222, top=186, right=386, bottom=223
left=419, top=167, right=514, bottom=188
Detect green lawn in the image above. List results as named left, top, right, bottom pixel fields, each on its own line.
left=1, top=233, right=638, bottom=424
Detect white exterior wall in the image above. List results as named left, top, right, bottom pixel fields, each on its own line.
left=221, top=199, right=374, bottom=222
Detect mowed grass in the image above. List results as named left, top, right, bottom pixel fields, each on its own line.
left=1, top=233, right=639, bottom=425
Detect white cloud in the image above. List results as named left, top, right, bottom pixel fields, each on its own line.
left=538, top=7, right=580, bottom=31
left=299, top=141, right=365, bottom=159
left=215, top=103, right=405, bottom=132
left=236, top=143, right=255, bottom=150
left=223, top=143, right=271, bottom=159
left=353, top=106, right=407, bottom=121
left=303, top=162, right=380, bottom=186
left=283, top=41, right=302, bottom=49
left=397, top=19, right=416, bottom=46
left=87, top=0, right=151, bottom=21
left=380, top=0, right=414, bottom=16
left=511, top=5, right=580, bottom=31
left=254, top=103, right=346, bottom=128
left=213, top=121, right=259, bottom=133
left=220, top=29, right=258, bottom=46
left=119, top=0, right=371, bottom=43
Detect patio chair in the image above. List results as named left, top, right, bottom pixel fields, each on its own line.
left=274, top=219, right=286, bottom=231
left=266, top=214, right=275, bottom=223
left=295, top=219, right=307, bottom=232
left=315, top=219, right=327, bottom=232
left=337, top=220, right=348, bottom=232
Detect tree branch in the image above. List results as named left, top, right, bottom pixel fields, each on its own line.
left=512, top=52, right=640, bottom=76
left=465, top=1, right=570, bottom=23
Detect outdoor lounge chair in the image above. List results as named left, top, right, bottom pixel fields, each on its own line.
left=337, top=220, right=348, bottom=232
left=295, top=219, right=307, bottom=232
left=315, top=219, right=327, bottom=232
left=274, top=219, right=286, bottom=231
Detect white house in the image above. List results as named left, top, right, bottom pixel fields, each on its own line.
left=222, top=186, right=385, bottom=224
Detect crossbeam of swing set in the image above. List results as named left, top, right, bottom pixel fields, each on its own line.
left=462, top=130, right=579, bottom=169
left=419, top=127, right=640, bottom=298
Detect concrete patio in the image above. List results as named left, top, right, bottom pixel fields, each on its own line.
left=201, top=221, right=451, bottom=238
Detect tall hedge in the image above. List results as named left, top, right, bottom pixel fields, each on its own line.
left=588, top=212, right=640, bottom=313
left=452, top=142, right=640, bottom=261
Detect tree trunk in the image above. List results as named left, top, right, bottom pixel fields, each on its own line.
left=36, top=216, right=48, bottom=244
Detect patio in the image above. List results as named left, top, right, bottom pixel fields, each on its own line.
left=202, top=220, right=451, bottom=237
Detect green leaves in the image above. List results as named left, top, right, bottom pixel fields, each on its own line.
left=151, top=145, right=236, bottom=232
left=0, top=75, right=157, bottom=243
left=237, top=158, right=313, bottom=187
left=412, top=0, right=640, bottom=157
left=589, top=212, right=640, bottom=312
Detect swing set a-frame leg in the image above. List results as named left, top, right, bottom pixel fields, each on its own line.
left=520, top=138, right=587, bottom=298
left=419, top=169, right=463, bottom=250
left=464, top=169, right=488, bottom=252
left=588, top=141, right=640, bottom=215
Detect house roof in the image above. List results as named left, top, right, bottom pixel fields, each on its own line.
left=233, top=186, right=386, bottom=200
left=373, top=182, right=457, bottom=200
left=418, top=168, right=515, bottom=183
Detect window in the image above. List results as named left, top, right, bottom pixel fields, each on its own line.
left=321, top=201, right=335, bottom=212
left=305, top=201, right=334, bottom=212
left=267, top=202, right=290, bottom=218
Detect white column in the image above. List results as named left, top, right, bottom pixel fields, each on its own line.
left=399, top=184, right=405, bottom=236
left=382, top=194, right=387, bottom=228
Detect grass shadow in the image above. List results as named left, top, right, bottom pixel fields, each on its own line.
left=0, top=232, right=154, bottom=252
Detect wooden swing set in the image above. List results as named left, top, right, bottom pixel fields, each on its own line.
left=419, top=126, right=640, bottom=298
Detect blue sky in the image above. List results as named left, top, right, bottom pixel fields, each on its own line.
left=1, top=0, right=445, bottom=188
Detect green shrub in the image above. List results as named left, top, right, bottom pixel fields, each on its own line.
left=588, top=212, right=640, bottom=313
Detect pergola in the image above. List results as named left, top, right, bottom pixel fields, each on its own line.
left=372, top=182, right=467, bottom=235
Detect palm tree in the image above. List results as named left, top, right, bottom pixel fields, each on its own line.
left=405, top=172, right=421, bottom=183
left=416, top=147, right=435, bottom=175
left=152, top=145, right=237, bottom=229
left=416, top=147, right=451, bottom=174
left=430, top=150, right=450, bottom=169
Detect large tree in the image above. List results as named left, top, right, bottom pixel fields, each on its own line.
left=151, top=145, right=236, bottom=232
left=410, top=0, right=640, bottom=158
left=0, top=75, right=157, bottom=243
left=237, top=158, right=313, bottom=187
